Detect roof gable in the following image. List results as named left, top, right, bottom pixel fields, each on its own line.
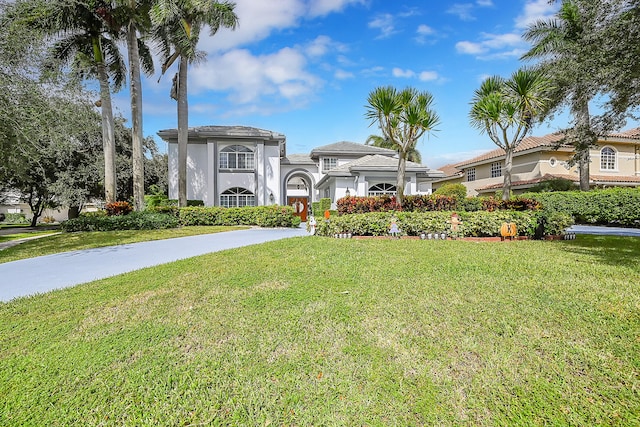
left=310, top=141, right=396, bottom=158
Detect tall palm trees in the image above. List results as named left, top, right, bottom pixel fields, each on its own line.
left=522, top=0, right=601, bottom=191
left=469, top=69, right=552, bottom=200
left=152, top=0, right=238, bottom=207
left=365, top=86, right=439, bottom=205
left=117, top=0, right=155, bottom=210
left=30, top=0, right=125, bottom=204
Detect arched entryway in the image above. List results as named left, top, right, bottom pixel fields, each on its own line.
left=284, top=172, right=314, bottom=222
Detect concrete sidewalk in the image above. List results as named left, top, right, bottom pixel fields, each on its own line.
left=0, top=227, right=308, bottom=302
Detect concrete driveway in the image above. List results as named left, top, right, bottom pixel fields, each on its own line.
left=0, top=227, right=308, bottom=302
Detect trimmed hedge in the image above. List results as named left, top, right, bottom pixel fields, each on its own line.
left=337, top=195, right=542, bottom=214
left=525, top=188, right=640, bottom=227
left=314, top=210, right=572, bottom=238
left=62, top=212, right=179, bottom=232
left=179, top=205, right=301, bottom=228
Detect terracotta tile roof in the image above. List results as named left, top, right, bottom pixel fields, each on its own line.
left=605, top=127, right=640, bottom=139
left=455, top=132, right=567, bottom=168
left=437, top=163, right=464, bottom=178
left=454, top=128, right=640, bottom=168
left=476, top=173, right=640, bottom=191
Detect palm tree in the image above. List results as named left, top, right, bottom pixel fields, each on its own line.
left=152, top=0, right=238, bottom=207
left=522, top=0, right=600, bottom=191
left=22, top=0, right=125, bottom=204
left=365, top=135, right=422, bottom=163
left=469, top=69, right=552, bottom=200
left=116, top=0, right=155, bottom=210
left=365, top=86, right=439, bottom=205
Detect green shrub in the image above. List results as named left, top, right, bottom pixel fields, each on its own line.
left=144, top=194, right=171, bottom=208
left=314, top=210, right=546, bottom=238
left=529, top=178, right=578, bottom=192
left=146, top=205, right=180, bottom=217
left=2, top=213, right=28, bottom=224
left=433, top=183, right=467, bottom=199
left=80, top=210, right=108, bottom=218
left=319, top=198, right=332, bottom=213
left=525, top=188, right=640, bottom=226
left=62, top=211, right=179, bottom=232
left=178, top=205, right=300, bottom=228
left=311, top=202, right=321, bottom=216
left=168, top=199, right=204, bottom=207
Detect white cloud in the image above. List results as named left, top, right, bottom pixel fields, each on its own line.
left=476, top=0, right=493, bottom=7
left=392, top=68, right=441, bottom=82
left=456, top=30, right=527, bottom=58
left=393, top=67, right=415, bottom=78
left=446, top=3, right=476, bottom=21
left=417, top=24, right=435, bottom=36
left=199, top=0, right=367, bottom=53
left=304, top=35, right=348, bottom=58
left=455, top=41, right=486, bottom=55
left=515, top=0, right=558, bottom=29
left=334, top=69, right=355, bottom=79
left=419, top=71, right=439, bottom=81
left=308, top=0, right=367, bottom=17
left=368, top=13, right=397, bottom=38
left=190, top=48, right=321, bottom=105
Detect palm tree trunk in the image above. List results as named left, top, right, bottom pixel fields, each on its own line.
left=96, top=60, right=117, bottom=204
left=576, top=98, right=592, bottom=191
left=127, top=22, right=145, bottom=211
left=396, top=151, right=407, bottom=207
left=503, top=147, right=513, bottom=201
left=177, top=55, right=188, bottom=207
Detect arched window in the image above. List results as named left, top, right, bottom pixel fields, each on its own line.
left=368, top=183, right=397, bottom=196
left=219, top=145, right=254, bottom=170
left=600, top=146, right=617, bottom=170
left=220, top=187, right=255, bottom=207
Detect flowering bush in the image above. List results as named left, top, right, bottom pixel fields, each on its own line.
left=105, top=201, right=133, bottom=216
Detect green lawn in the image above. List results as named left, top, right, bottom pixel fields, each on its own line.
left=0, top=226, right=247, bottom=264
left=0, top=230, right=58, bottom=243
left=1, top=236, right=638, bottom=426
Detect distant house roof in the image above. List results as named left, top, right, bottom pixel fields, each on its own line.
left=447, top=127, right=640, bottom=170
left=310, top=141, right=396, bottom=158
left=474, top=173, right=640, bottom=193
left=157, top=125, right=286, bottom=143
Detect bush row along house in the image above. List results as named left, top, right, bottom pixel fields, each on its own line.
left=157, top=126, right=445, bottom=221
left=432, top=128, right=640, bottom=196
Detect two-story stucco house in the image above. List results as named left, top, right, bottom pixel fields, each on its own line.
left=433, top=128, right=640, bottom=196
left=158, top=125, right=444, bottom=221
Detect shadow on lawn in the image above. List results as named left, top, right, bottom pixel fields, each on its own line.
left=558, top=235, right=640, bottom=269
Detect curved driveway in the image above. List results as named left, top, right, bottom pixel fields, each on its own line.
left=0, top=227, right=308, bottom=302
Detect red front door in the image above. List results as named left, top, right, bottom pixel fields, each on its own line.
left=288, top=197, right=308, bottom=222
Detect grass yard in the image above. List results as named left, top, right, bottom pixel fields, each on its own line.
left=1, top=236, right=639, bottom=426
left=0, top=226, right=247, bottom=264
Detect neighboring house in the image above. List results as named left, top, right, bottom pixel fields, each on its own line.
left=159, top=126, right=444, bottom=221
left=434, top=128, right=640, bottom=196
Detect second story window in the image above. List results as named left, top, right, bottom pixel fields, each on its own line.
left=322, top=157, right=337, bottom=172
left=219, top=145, right=254, bottom=170
left=466, top=168, right=476, bottom=182
left=600, top=147, right=617, bottom=170
left=491, top=162, right=502, bottom=178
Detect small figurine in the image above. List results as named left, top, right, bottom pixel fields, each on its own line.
left=308, top=215, right=317, bottom=235
left=389, top=217, right=401, bottom=239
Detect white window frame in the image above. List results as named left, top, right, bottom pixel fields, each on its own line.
left=600, top=146, right=617, bottom=171
left=219, top=145, right=255, bottom=170
left=466, top=168, right=476, bottom=182
left=491, top=162, right=503, bottom=178
left=368, top=183, right=397, bottom=196
left=220, top=187, right=255, bottom=208
left=322, top=157, right=337, bottom=172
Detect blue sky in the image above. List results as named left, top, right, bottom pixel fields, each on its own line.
left=112, top=0, right=564, bottom=168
